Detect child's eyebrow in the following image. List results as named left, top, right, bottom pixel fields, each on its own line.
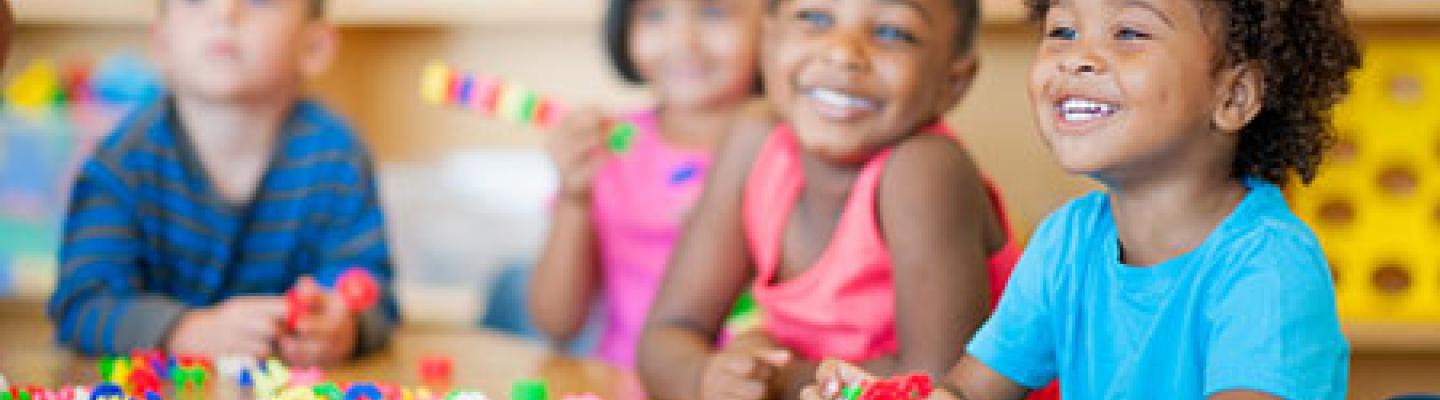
left=1117, top=0, right=1175, bottom=28
left=876, top=0, right=930, bottom=24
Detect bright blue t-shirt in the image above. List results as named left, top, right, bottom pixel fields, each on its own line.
left=967, top=178, right=1348, bottom=399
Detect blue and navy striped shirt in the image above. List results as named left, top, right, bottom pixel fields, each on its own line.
left=48, top=97, right=399, bottom=356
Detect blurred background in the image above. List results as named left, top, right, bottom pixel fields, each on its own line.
left=0, top=0, right=1436, bottom=398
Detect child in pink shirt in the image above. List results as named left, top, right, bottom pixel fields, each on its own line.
left=636, top=0, right=1023, bottom=398
left=527, top=0, right=765, bottom=369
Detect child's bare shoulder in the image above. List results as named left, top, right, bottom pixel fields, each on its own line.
left=885, top=133, right=985, bottom=190
left=731, top=99, right=778, bottom=147
left=713, top=101, right=777, bottom=175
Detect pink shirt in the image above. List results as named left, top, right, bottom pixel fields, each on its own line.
left=590, top=109, right=713, bottom=368
left=743, top=124, right=1021, bottom=362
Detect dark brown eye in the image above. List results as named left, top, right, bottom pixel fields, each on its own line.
left=1115, top=27, right=1151, bottom=40
left=1047, top=26, right=1077, bottom=40
left=873, top=25, right=917, bottom=44
left=794, top=9, right=833, bottom=30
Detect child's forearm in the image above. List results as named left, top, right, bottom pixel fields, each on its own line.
left=55, top=292, right=188, bottom=355
left=529, top=199, right=600, bottom=343
left=929, top=388, right=967, bottom=400
left=637, top=323, right=715, bottom=400
left=55, top=169, right=169, bottom=354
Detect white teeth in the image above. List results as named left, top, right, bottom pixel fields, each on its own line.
left=809, top=88, right=878, bottom=110
left=1059, top=98, right=1118, bottom=122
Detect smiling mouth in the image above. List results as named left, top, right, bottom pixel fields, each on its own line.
left=208, top=41, right=242, bottom=59
left=805, top=87, right=880, bottom=120
left=1056, top=97, right=1119, bottom=122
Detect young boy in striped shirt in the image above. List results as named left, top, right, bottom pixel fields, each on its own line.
left=48, top=0, right=397, bottom=366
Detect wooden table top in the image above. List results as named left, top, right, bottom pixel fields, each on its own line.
left=0, top=298, right=647, bottom=399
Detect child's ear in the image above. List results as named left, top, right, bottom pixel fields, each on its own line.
left=936, top=52, right=979, bottom=116
left=1212, top=61, right=1264, bottom=134
left=298, top=23, right=339, bottom=78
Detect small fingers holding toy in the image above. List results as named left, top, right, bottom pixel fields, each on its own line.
left=804, top=360, right=941, bottom=400
left=803, top=359, right=874, bottom=400
left=701, top=346, right=793, bottom=400
left=167, top=296, right=288, bottom=358
left=546, top=106, right=610, bottom=201
left=280, top=276, right=360, bottom=367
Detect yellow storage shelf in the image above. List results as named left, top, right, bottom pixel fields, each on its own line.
left=1290, top=39, right=1440, bottom=323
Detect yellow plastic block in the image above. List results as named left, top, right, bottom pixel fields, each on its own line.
left=1290, top=40, right=1440, bottom=323
left=4, top=59, right=63, bottom=108
left=419, top=61, right=452, bottom=106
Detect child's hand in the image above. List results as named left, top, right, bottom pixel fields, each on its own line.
left=800, top=359, right=873, bottom=400
left=545, top=106, right=610, bottom=202
left=279, top=277, right=359, bottom=367
left=701, top=346, right=792, bottom=400
left=166, top=296, right=287, bottom=358
left=728, top=329, right=781, bottom=352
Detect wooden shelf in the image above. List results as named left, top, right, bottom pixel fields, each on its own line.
left=12, top=0, right=602, bottom=27
left=1345, top=0, right=1440, bottom=21
left=982, top=0, right=1030, bottom=24
left=981, top=0, right=1440, bottom=24
left=13, top=0, right=152, bottom=26
left=15, top=0, right=1433, bottom=27
left=329, top=0, right=601, bottom=26
left=1346, top=321, right=1440, bottom=353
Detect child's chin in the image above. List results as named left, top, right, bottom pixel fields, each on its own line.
left=182, top=79, right=268, bottom=101
left=804, top=144, right=874, bottom=165
left=792, top=130, right=873, bottom=164
left=1052, top=153, right=1110, bottom=177
left=661, top=87, right=730, bottom=109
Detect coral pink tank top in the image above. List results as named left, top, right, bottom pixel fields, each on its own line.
left=743, top=123, right=1021, bottom=362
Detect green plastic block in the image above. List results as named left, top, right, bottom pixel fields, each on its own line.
left=510, top=378, right=549, bottom=400
left=519, top=91, right=540, bottom=123
left=607, top=123, right=637, bottom=154
left=313, top=382, right=343, bottom=399
left=97, top=357, right=114, bottom=382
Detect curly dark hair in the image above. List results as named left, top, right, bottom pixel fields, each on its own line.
left=1027, top=0, right=1362, bottom=185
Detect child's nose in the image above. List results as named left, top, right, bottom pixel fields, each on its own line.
left=1057, top=45, right=1106, bottom=75
left=821, top=30, right=870, bottom=73
left=211, top=0, right=246, bottom=25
